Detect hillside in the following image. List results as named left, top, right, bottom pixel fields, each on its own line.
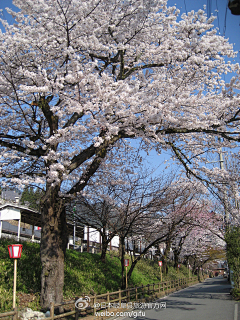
left=0, top=238, right=191, bottom=312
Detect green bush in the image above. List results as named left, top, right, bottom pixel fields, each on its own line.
left=225, top=227, right=240, bottom=292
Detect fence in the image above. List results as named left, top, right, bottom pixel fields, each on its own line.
left=0, top=309, right=18, bottom=320
left=0, top=276, right=201, bottom=320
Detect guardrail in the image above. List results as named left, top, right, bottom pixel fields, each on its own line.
left=48, top=277, right=199, bottom=319
left=0, top=276, right=201, bottom=319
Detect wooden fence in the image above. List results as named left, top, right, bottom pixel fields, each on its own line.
left=0, top=309, right=18, bottom=320
left=0, top=276, right=201, bottom=319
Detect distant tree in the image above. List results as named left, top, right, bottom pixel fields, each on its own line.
left=20, top=187, right=44, bottom=210
left=121, top=178, right=211, bottom=281
left=74, top=163, right=174, bottom=285
left=225, top=227, right=240, bottom=293
left=71, top=196, right=119, bottom=263
left=180, top=213, right=225, bottom=278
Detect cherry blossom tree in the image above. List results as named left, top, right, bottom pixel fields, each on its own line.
left=148, top=179, right=208, bottom=274
left=0, top=0, right=239, bottom=307
left=180, top=213, right=225, bottom=276
left=125, top=178, right=210, bottom=278
left=73, top=162, right=175, bottom=287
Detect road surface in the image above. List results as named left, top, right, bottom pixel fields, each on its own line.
left=127, top=277, right=240, bottom=320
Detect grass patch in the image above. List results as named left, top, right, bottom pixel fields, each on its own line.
left=0, top=238, right=195, bottom=312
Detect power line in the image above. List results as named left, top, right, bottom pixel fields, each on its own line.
left=207, top=0, right=212, bottom=18
left=215, top=0, right=221, bottom=33
left=183, top=0, right=187, bottom=14
left=223, top=1, right=228, bottom=36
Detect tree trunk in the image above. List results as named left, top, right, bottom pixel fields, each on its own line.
left=162, top=256, right=168, bottom=274
left=127, top=236, right=167, bottom=282
left=100, top=231, right=108, bottom=263
left=133, top=240, right=136, bottom=258
left=192, top=256, right=197, bottom=275
left=119, top=236, right=126, bottom=289
left=40, top=186, right=68, bottom=309
left=174, top=250, right=180, bottom=269
left=162, top=240, right=171, bottom=275
left=197, top=267, right=201, bottom=282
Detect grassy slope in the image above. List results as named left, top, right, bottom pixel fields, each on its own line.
left=0, top=238, right=191, bottom=312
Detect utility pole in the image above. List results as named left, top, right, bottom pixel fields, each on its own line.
left=219, top=147, right=229, bottom=225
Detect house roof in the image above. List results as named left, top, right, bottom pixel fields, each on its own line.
left=0, top=203, right=84, bottom=238
left=0, top=203, right=41, bottom=225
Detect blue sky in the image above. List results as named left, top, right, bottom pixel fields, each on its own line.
left=0, top=0, right=239, bottom=176
left=1, top=0, right=239, bottom=44
left=168, top=0, right=240, bottom=54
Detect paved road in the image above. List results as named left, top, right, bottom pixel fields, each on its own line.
left=129, top=277, right=240, bottom=320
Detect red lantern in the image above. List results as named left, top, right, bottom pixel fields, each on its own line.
left=124, top=259, right=129, bottom=267
left=8, top=244, right=23, bottom=259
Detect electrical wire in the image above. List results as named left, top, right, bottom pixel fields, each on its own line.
left=183, top=0, right=187, bottom=14
left=223, top=1, right=228, bottom=36
left=207, top=0, right=212, bottom=18
left=215, top=0, right=221, bottom=33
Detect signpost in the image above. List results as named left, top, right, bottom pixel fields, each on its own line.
left=158, top=261, right=162, bottom=282
left=177, top=264, right=181, bottom=273
left=8, top=244, right=23, bottom=309
left=73, top=205, right=76, bottom=249
left=124, top=259, right=129, bottom=289
left=188, top=264, right=191, bottom=278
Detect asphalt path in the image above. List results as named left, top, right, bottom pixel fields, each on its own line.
left=126, top=277, right=240, bottom=320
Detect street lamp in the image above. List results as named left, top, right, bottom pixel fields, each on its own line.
left=8, top=244, right=23, bottom=309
